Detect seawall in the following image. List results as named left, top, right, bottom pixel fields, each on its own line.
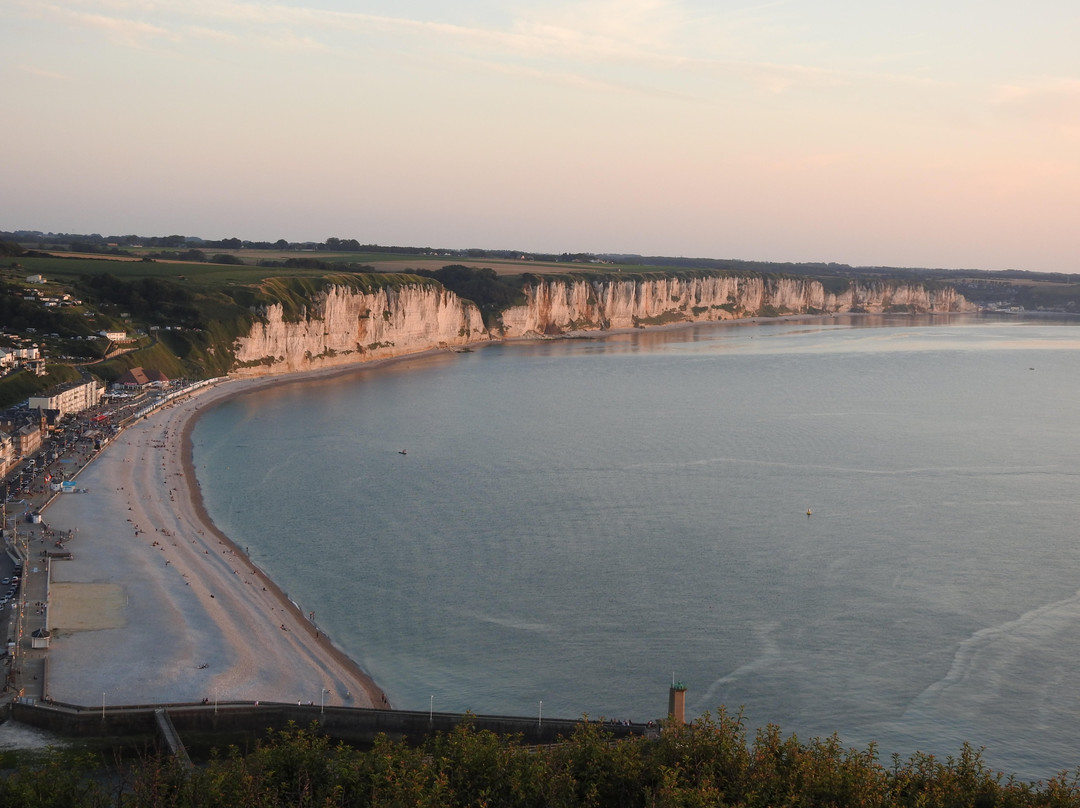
left=11, top=699, right=646, bottom=749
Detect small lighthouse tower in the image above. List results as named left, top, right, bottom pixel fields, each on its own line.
left=668, top=680, right=687, bottom=724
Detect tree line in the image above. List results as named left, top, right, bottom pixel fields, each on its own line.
left=3, top=713, right=1078, bottom=807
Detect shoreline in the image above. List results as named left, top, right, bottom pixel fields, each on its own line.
left=39, top=342, right=508, bottom=709
left=41, top=377, right=390, bottom=708
left=178, top=383, right=388, bottom=709
left=38, top=311, right=974, bottom=709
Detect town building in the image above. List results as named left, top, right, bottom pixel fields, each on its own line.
left=28, top=377, right=103, bottom=418
left=0, top=416, right=43, bottom=462
left=0, top=431, right=14, bottom=478
left=114, top=366, right=170, bottom=390
left=1, top=346, right=41, bottom=369
left=1, top=346, right=46, bottom=376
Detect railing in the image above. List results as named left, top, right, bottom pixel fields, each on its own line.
left=11, top=699, right=651, bottom=748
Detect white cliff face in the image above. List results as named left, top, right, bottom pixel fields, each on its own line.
left=230, top=275, right=972, bottom=376
left=497, top=275, right=973, bottom=337
left=232, top=283, right=487, bottom=377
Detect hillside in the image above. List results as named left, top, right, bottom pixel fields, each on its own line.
left=0, top=231, right=1050, bottom=406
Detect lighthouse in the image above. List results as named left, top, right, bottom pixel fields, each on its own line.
left=668, top=680, right=687, bottom=724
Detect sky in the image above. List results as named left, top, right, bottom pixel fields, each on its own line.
left=3, top=1, right=1079, bottom=272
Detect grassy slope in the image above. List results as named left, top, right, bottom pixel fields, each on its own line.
left=0, top=365, right=83, bottom=407
left=0, top=255, right=458, bottom=406
left=0, top=247, right=1008, bottom=409
left=22, top=250, right=687, bottom=280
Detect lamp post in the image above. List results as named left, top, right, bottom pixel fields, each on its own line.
left=10, top=515, right=22, bottom=695
left=538, top=700, right=542, bottom=728
left=321, top=688, right=329, bottom=714
left=429, top=694, right=433, bottom=724
left=2, top=508, right=8, bottom=692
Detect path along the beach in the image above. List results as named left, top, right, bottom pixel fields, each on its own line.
left=36, top=382, right=385, bottom=709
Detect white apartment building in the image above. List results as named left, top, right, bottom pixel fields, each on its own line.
left=28, top=378, right=103, bottom=417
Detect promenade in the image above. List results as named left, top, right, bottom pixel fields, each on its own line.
left=4, top=439, right=99, bottom=704
left=3, top=377, right=386, bottom=715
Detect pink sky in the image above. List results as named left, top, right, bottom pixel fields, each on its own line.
left=4, top=1, right=1079, bottom=271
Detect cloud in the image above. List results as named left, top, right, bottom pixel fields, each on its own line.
left=28, top=2, right=169, bottom=46
left=510, top=0, right=690, bottom=59
left=16, top=64, right=70, bottom=81
left=18, top=0, right=691, bottom=66
left=469, top=56, right=697, bottom=102
left=253, top=31, right=327, bottom=53
left=993, top=78, right=1080, bottom=133
left=182, top=25, right=240, bottom=45
left=12, top=0, right=954, bottom=101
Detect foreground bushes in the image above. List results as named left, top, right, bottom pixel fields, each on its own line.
left=3, top=709, right=1079, bottom=807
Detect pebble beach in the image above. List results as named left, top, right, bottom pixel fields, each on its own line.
left=39, top=377, right=387, bottom=709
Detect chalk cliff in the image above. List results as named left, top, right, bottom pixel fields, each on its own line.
left=232, top=281, right=487, bottom=378
left=497, top=275, right=973, bottom=337
left=232, top=274, right=972, bottom=376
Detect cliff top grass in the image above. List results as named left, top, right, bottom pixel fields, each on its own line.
left=0, top=245, right=970, bottom=408
left=14, top=250, right=761, bottom=284
left=12, top=253, right=365, bottom=289
left=11, top=248, right=944, bottom=290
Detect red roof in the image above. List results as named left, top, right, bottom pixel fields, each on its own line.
left=116, top=366, right=169, bottom=387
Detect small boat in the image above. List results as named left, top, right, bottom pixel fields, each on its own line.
left=398, top=449, right=407, bottom=455
left=806, top=508, right=812, bottom=517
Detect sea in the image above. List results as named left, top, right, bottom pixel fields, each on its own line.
left=192, top=313, right=1080, bottom=782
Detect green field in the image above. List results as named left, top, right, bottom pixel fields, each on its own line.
left=7, top=242, right=1028, bottom=411
left=0, top=247, right=575, bottom=408
left=13, top=253, right=360, bottom=288
left=15, top=249, right=665, bottom=286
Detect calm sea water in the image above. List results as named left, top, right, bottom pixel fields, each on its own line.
left=193, top=314, right=1080, bottom=781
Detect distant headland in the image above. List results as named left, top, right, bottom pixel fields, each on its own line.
left=3, top=229, right=1075, bottom=404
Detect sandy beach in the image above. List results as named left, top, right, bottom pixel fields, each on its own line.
left=40, top=376, right=388, bottom=709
